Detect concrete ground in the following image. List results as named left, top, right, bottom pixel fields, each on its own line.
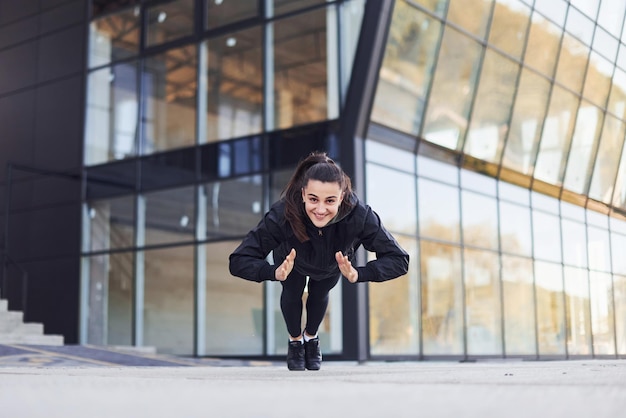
left=0, top=345, right=625, bottom=418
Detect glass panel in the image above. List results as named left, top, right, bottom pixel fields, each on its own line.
left=205, top=176, right=263, bottom=239
left=273, top=7, right=338, bottom=129
left=588, top=115, right=625, bottom=204
left=563, top=266, right=592, bottom=355
left=561, top=200, right=585, bottom=222
left=370, top=237, right=419, bottom=355
left=144, top=186, right=195, bottom=246
left=409, top=0, right=449, bottom=17
left=524, top=11, right=562, bottom=77
left=143, top=45, right=197, bottom=154
left=587, top=208, right=608, bottom=228
left=446, top=0, right=493, bottom=40
left=588, top=226, right=611, bottom=272
left=460, top=169, right=496, bottom=195
left=597, top=0, right=626, bottom=38
left=488, top=0, right=531, bottom=61
left=561, top=218, right=587, bottom=268
left=464, top=50, right=518, bottom=164
left=207, top=0, right=258, bottom=29
left=532, top=210, right=561, bottom=263
left=86, top=252, right=134, bottom=346
left=464, top=249, right=502, bottom=355
left=366, top=164, right=416, bottom=235
left=421, top=241, right=464, bottom=355
left=205, top=241, right=264, bottom=355
left=88, top=6, right=140, bottom=68
left=272, top=0, right=326, bottom=16
left=592, top=27, right=619, bottom=62
left=611, top=216, right=626, bottom=234
left=612, top=232, right=626, bottom=275
left=145, top=0, right=194, bottom=47
left=499, top=201, right=532, bottom=256
left=371, top=6, right=441, bottom=136
left=92, top=0, right=140, bottom=18
left=144, top=245, right=194, bottom=355
left=614, top=274, right=626, bottom=354
left=87, top=196, right=135, bottom=251
left=611, top=140, right=626, bottom=210
left=501, top=68, right=551, bottom=175
left=501, top=254, right=536, bottom=355
left=204, top=28, right=263, bottom=143
left=418, top=178, right=460, bottom=243
left=583, top=52, right=613, bottom=112
left=562, top=103, right=603, bottom=194
left=461, top=190, right=498, bottom=250
left=85, top=62, right=139, bottom=166
left=554, top=34, right=589, bottom=95
left=422, top=26, right=483, bottom=150
left=531, top=190, right=559, bottom=214
left=533, top=86, right=579, bottom=185
left=569, top=0, right=599, bottom=20
left=589, top=271, right=616, bottom=355
left=498, top=181, right=529, bottom=205
left=607, top=67, right=626, bottom=119
left=365, top=140, right=415, bottom=172
left=565, top=6, right=594, bottom=46
left=417, top=155, right=458, bottom=185
left=535, top=260, right=566, bottom=356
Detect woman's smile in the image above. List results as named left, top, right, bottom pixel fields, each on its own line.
left=302, top=179, right=343, bottom=228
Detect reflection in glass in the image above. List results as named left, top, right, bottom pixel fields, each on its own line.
left=205, top=241, right=264, bottom=355
left=86, top=252, right=134, bottom=346
left=370, top=237, right=418, bottom=355
left=611, top=232, right=626, bottom=275
left=532, top=210, right=562, bottom=263
left=207, top=0, right=258, bottom=29
left=273, top=7, right=338, bottom=129
left=535, top=261, right=566, bottom=356
left=563, top=266, right=591, bottom=355
left=88, top=6, right=140, bottom=67
left=418, top=178, right=460, bottom=243
left=204, top=176, right=263, bottom=239
left=588, top=115, right=625, bottom=204
left=464, top=50, right=518, bottom=163
left=371, top=5, right=440, bottom=136
left=502, top=255, right=535, bottom=356
left=499, top=201, right=532, bottom=256
left=582, top=52, right=613, bottom=107
left=460, top=170, right=496, bottom=195
left=533, top=86, right=579, bottom=185
left=501, top=68, right=551, bottom=175
left=562, top=103, right=603, bottom=194
left=607, top=67, right=626, bottom=119
left=422, top=26, right=483, bottom=150
left=204, top=28, right=263, bottom=143
left=554, top=35, right=589, bottom=94
left=589, top=271, right=616, bottom=355
left=597, top=0, right=626, bottom=38
left=587, top=226, right=611, bottom=272
left=446, top=0, right=492, bottom=40
left=464, top=249, right=502, bottom=355
left=611, top=141, right=626, bottom=210
left=565, top=6, right=594, bottom=46
left=561, top=200, right=585, bottom=222
left=488, top=0, right=531, bottom=61
left=366, top=163, right=416, bottom=235
left=143, top=46, right=197, bottom=153
left=417, top=155, right=458, bottom=185
left=87, top=196, right=134, bottom=252
left=614, top=274, right=626, bottom=354
left=144, top=246, right=194, bottom=355
left=85, top=62, right=139, bottom=165
left=421, top=241, right=463, bottom=355
left=462, top=191, right=498, bottom=250
left=365, top=140, right=415, bottom=171
left=498, top=181, right=529, bottom=205
left=531, top=190, right=559, bottom=214
left=146, top=0, right=194, bottom=47
left=144, top=186, right=195, bottom=246
left=561, top=219, right=587, bottom=268
left=524, top=12, right=562, bottom=77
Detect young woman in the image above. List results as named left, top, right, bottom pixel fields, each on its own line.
left=229, top=152, right=409, bottom=370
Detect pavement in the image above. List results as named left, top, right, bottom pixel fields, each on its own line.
left=0, top=345, right=625, bottom=418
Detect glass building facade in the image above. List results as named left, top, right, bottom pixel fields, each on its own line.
left=80, top=0, right=626, bottom=360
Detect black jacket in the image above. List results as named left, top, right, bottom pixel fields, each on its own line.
left=229, top=196, right=409, bottom=283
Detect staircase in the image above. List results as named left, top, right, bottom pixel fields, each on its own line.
left=0, top=298, right=64, bottom=345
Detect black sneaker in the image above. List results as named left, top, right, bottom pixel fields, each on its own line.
left=304, top=337, right=322, bottom=370
left=286, top=341, right=305, bottom=371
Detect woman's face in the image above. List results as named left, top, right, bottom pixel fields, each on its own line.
left=301, top=179, right=343, bottom=228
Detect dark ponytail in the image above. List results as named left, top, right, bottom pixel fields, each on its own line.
left=282, top=152, right=355, bottom=242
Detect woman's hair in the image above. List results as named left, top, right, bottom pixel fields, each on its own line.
left=282, top=152, right=355, bottom=242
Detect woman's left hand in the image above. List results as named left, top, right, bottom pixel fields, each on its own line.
left=335, top=251, right=358, bottom=283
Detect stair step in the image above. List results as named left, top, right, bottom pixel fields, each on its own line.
left=0, top=333, right=64, bottom=346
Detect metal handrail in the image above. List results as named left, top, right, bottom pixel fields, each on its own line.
left=0, top=251, right=28, bottom=315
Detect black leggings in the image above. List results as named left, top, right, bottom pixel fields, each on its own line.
left=280, top=272, right=341, bottom=338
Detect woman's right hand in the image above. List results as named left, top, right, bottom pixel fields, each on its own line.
left=275, top=248, right=296, bottom=281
